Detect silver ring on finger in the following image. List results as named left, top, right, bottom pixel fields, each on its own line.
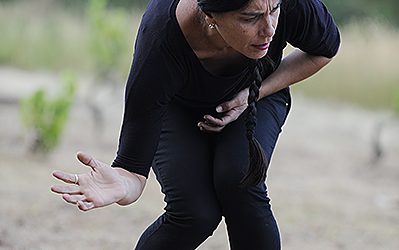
left=74, top=174, right=79, bottom=185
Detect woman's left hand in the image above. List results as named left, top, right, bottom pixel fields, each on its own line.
left=198, top=88, right=249, bottom=133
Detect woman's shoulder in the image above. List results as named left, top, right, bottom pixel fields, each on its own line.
left=137, top=0, right=184, bottom=48
left=133, top=0, right=188, bottom=77
left=280, top=0, right=340, bottom=58
left=139, top=0, right=175, bottom=35
left=282, top=0, right=334, bottom=15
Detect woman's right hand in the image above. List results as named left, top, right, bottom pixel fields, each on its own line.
left=51, top=152, right=129, bottom=211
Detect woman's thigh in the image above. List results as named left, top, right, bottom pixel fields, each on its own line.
left=152, top=103, right=222, bottom=221
left=212, top=90, right=290, bottom=249
left=213, top=89, right=291, bottom=186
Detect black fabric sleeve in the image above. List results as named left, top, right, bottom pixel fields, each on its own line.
left=111, top=35, right=185, bottom=178
left=285, top=0, right=341, bottom=58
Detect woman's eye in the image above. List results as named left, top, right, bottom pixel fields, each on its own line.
left=245, top=15, right=260, bottom=22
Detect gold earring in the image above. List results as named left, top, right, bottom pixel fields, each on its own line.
left=208, top=23, right=216, bottom=29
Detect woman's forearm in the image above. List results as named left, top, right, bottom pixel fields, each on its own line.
left=259, top=49, right=333, bottom=99
left=114, top=168, right=147, bottom=206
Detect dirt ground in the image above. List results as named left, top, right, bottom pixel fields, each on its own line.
left=0, top=68, right=398, bottom=250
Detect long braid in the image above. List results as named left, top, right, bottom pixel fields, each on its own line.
left=196, top=0, right=275, bottom=187
left=240, top=64, right=269, bottom=187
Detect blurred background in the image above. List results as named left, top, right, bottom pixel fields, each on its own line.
left=0, top=0, right=398, bottom=249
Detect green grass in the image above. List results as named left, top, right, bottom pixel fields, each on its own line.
left=1, top=2, right=398, bottom=112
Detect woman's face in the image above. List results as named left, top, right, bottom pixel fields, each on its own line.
left=209, top=0, right=282, bottom=59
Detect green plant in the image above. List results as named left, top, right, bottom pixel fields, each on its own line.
left=20, top=72, right=77, bottom=153
left=87, top=0, right=130, bottom=83
left=394, top=88, right=399, bottom=114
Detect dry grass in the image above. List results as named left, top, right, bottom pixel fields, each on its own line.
left=0, top=1, right=139, bottom=76
left=293, top=21, right=399, bottom=111
left=0, top=5, right=399, bottom=249
left=0, top=69, right=398, bottom=249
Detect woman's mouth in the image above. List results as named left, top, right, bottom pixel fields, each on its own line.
left=252, top=43, right=270, bottom=51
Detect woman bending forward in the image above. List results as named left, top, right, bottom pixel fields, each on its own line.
left=52, top=0, right=340, bottom=249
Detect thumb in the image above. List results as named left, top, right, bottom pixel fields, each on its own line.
left=216, top=101, right=232, bottom=113
left=217, top=90, right=248, bottom=113
left=77, top=151, right=101, bottom=170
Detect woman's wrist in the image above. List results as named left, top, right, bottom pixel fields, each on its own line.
left=114, top=168, right=146, bottom=206
left=258, top=79, right=277, bottom=100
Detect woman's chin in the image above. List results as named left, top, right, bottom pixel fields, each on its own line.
left=243, top=49, right=269, bottom=60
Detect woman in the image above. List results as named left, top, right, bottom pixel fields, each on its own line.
left=51, top=0, right=340, bottom=249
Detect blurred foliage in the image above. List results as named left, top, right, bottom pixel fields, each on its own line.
left=394, top=89, right=399, bottom=114
left=291, top=21, right=399, bottom=112
left=0, top=0, right=135, bottom=77
left=71, top=0, right=399, bottom=26
left=87, top=0, right=130, bottom=83
left=20, top=72, right=77, bottom=153
left=0, top=0, right=148, bottom=7
left=1, top=0, right=399, bottom=26
left=1, top=0, right=399, bottom=113
left=323, top=0, right=399, bottom=26
left=0, top=1, right=91, bottom=71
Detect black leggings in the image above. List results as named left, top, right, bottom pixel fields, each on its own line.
left=135, top=89, right=291, bottom=250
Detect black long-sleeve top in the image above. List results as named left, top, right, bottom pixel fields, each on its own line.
left=112, top=0, right=341, bottom=177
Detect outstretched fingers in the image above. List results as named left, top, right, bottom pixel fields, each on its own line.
left=62, top=194, right=95, bottom=211
left=62, top=194, right=86, bottom=204
left=77, top=151, right=102, bottom=171
left=77, top=200, right=95, bottom=211
left=51, top=184, right=81, bottom=195
left=52, top=170, right=79, bottom=185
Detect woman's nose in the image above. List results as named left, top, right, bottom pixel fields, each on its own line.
left=258, top=16, right=275, bottom=38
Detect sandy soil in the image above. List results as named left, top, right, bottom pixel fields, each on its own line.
left=0, top=68, right=398, bottom=250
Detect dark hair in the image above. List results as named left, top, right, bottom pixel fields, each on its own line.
left=197, top=0, right=274, bottom=187
left=240, top=64, right=269, bottom=187
left=197, top=0, right=250, bottom=13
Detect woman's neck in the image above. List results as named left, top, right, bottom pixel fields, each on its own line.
left=176, top=0, right=252, bottom=76
left=176, top=0, right=233, bottom=60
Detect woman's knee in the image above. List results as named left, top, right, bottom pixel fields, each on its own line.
left=213, top=162, right=271, bottom=209
left=136, top=204, right=222, bottom=250
left=167, top=202, right=222, bottom=236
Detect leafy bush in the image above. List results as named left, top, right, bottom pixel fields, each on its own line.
left=20, top=72, right=77, bottom=153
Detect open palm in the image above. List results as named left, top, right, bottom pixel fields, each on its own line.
left=51, top=152, right=126, bottom=211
